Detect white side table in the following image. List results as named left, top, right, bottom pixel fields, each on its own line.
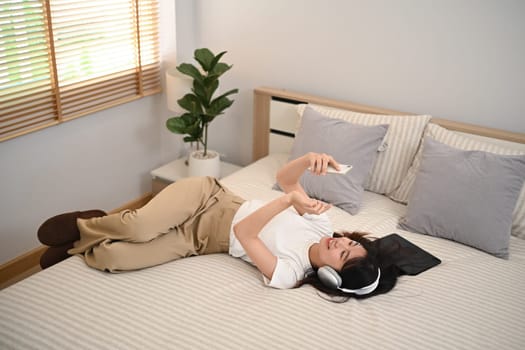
left=151, top=157, right=242, bottom=195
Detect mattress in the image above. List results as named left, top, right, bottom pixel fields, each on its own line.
left=1, top=154, right=524, bottom=350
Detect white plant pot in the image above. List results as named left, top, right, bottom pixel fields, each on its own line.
left=188, top=150, right=221, bottom=178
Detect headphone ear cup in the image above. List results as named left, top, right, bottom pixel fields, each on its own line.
left=317, top=266, right=342, bottom=289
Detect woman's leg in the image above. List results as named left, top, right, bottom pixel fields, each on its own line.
left=78, top=182, right=245, bottom=272
left=70, top=177, right=223, bottom=254
left=83, top=227, right=196, bottom=272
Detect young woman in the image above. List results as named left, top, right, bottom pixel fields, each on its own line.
left=38, top=153, right=399, bottom=299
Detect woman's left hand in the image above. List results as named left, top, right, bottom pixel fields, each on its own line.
left=289, top=191, right=331, bottom=215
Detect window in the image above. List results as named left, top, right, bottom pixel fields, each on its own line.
left=0, top=0, right=160, bottom=142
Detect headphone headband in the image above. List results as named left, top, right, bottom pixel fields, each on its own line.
left=338, top=268, right=381, bottom=295
left=318, top=266, right=381, bottom=296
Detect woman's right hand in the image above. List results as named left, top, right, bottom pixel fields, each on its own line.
left=305, top=152, right=340, bottom=176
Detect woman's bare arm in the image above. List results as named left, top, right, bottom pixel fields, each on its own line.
left=276, top=152, right=339, bottom=215
left=233, top=191, right=330, bottom=281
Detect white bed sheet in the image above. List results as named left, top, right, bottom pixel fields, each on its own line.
left=1, top=154, right=524, bottom=350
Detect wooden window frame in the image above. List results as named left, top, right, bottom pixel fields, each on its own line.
left=0, top=0, right=161, bottom=142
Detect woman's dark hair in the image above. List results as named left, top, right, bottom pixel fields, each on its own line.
left=297, top=231, right=401, bottom=301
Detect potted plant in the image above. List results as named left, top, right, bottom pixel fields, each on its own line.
left=166, top=48, right=239, bottom=178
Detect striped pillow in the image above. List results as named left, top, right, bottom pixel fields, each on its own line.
left=296, top=104, right=431, bottom=195
left=390, top=123, right=525, bottom=239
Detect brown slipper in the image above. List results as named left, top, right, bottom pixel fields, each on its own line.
left=37, top=210, right=106, bottom=246
left=40, top=242, right=75, bottom=269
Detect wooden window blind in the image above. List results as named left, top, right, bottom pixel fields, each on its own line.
left=0, top=0, right=160, bottom=142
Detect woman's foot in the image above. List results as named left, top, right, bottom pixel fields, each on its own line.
left=37, top=210, right=106, bottom=246
left=40, top=242, right=74, bottom=269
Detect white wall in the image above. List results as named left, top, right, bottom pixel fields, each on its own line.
left=175, top=0, right=525, bottom=166
left=0, top=0, right=180, bottom=264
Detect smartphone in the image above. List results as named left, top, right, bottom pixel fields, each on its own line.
left=309, top=164, right=353, bottom=174
left=326, top=164, right=352, bottom=174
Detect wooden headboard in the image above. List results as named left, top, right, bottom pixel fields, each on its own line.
left=252, top=86, right=525, bottom=161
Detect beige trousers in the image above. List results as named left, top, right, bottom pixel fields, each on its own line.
left=69, top=177, right=245, bottom=272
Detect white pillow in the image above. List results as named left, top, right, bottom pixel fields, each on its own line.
left=297, top=104, right=431, bottom=195
left=390, top=123, right=525, bottom=239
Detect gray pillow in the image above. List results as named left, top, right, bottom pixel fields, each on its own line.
left=399, top=137, right=525, bottom=258
left=284, top=106, right=388, bottom=215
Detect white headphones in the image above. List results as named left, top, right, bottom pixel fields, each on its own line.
left=317, top=266, right=381, bottom=295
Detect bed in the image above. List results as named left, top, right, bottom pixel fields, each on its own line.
left=1, top=87, right=524, bottom=350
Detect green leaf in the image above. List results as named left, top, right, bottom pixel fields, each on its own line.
left=177, top=63, right=203, bottom=82
left=201, top=114, right=215, bottom=124
left=178, top=94, right=203, bottom=114
left=204, top=76, right=218, bottom=91
left=210, top=62, right=231, bottom=76
left=206, top=79, right=220, bottom=103
left=183, top=136, right=198, bottom=143
left=209, top=51, right=227, bottom=71
left=181, top=112, right=198, bottom=125
left=194, top=48, right=215, bottom=71
left=192, top=80, right=208, bottom=106
left=212, top=88, right=238, bottom=103
left=188, top=123, right=203, bottom=139
left=188, top=128, right=202, bottom=139
left=208, top=96, right=234, bottom=116
left=166, top=117, right=190, bottom=134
